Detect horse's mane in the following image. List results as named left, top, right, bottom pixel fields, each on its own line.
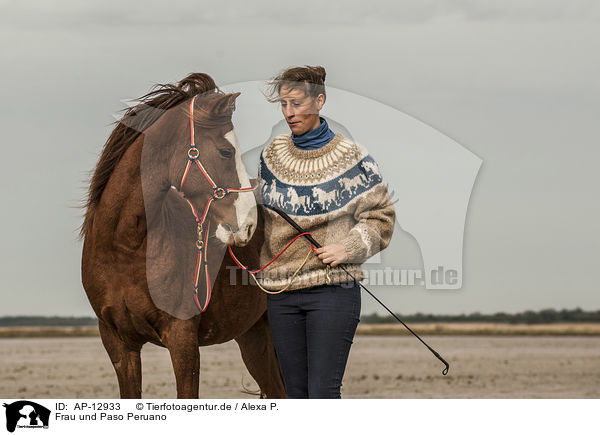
left=79, top=73, right=220, bottom=239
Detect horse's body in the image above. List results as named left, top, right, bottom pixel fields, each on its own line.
left=80, top=74, right=285, bottom=398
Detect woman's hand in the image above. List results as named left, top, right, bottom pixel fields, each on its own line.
left=314, top=243, right=348, bottom=267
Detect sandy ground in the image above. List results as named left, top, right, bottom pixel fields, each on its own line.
left=1, top=335, right=599, bottom=399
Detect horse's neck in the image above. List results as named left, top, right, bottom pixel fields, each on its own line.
left=95, top=137, right=148, bottom=254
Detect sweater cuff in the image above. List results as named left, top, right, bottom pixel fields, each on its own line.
left=340, top=229, right=368, bottom=264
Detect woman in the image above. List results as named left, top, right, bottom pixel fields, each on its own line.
left=256, top=65, right=396, bottom=398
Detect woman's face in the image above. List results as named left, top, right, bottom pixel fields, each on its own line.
left=279, top=85, right=324, bottom=136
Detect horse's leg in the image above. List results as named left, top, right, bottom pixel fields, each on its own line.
left=162, top=319, right=200, bottom=399
left=98, top=320, right=143, bottom=398
left=235, top=311, right=286, bottom=399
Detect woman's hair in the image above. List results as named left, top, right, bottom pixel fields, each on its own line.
left=264, top=65, right=327, bottom=103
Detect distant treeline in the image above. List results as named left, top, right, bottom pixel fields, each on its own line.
left=1, top=308, right=600, bottom=327
left=0, top=316, right=98, bottom=327
left=361, top=308, right=600, bottom=324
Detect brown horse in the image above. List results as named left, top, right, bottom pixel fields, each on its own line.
left=80, top=73, right=285, bottom=399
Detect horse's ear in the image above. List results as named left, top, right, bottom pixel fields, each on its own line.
left=214, top=92, right=241, bottom=116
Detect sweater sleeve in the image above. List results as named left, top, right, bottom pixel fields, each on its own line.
left=339, top=160, right=396, bottom=264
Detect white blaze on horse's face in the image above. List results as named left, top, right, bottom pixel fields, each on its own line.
left=214, top=129, right=257, bottom=246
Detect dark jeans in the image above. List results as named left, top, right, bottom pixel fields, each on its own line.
left=266, top=280, right=361, bottom=399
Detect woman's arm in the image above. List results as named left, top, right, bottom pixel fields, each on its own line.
left=315, top=181, right=395, bottom=267
left=339, top=156, right=396, bottom=264
left=315, top=156, right=396, bottom=267
left=340, top=185, right=396, bottom=263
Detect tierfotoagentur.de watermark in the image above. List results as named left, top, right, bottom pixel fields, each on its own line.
left=226, top=266, right=459, bottom=287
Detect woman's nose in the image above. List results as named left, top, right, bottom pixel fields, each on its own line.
left=283, top=106, right=295, bottom=118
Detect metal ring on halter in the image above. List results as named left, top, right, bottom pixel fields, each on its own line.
left=213, top=187, right=227, bottom=199
left=196, top=240, right=204, bottom=249
left=187, top=147, right=200, bottom=160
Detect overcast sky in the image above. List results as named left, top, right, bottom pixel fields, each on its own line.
left=0, top=1, right=598, bottom=316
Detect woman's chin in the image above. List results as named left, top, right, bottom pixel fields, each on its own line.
left=289, top=124, right=305, bottom=135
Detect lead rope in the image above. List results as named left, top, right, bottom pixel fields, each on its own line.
left=179, top=95, right=333, bottom=308
left=179, top=95, right=324, bottom=309
left=227, top=230, right=323, bottom=295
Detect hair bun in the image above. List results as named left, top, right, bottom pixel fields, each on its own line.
left=312, top=66, right=326, bottom=83
left=305, top=65, right=326, bottom=83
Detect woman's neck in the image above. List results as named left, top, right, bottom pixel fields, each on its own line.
left=291, top=116, right=335, bottom=150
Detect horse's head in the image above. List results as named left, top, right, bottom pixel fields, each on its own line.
left=167, top=91, right=257, bottom=247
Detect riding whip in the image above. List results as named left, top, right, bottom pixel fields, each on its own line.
left=270, top=205, right=450, bottom=376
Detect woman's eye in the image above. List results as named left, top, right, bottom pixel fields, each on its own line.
left=219, top=149, right=234, bottom=159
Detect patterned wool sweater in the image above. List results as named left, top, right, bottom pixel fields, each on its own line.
left=256, top=131, right=396, bottom=291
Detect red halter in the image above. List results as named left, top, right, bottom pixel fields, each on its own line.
left=179, top=95, right=318, bottom=312
left=178, top=95, right=256, bottom=312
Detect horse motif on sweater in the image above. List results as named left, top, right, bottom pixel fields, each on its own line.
left=338, top=173, right=369, bottom=195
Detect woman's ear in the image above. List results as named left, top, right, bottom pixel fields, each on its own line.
left=315, top=93, right=325, bottom=111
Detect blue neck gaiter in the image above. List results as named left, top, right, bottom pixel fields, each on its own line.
left=291, top=117, right=335, bottom=150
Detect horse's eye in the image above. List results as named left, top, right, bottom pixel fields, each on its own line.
left=219, top=149, right=234, bottom=159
